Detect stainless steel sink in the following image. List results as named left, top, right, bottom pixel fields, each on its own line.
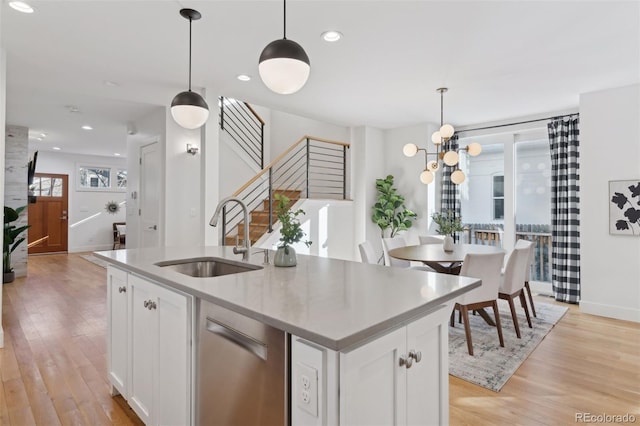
left=155, top=257, right=263, bottom=278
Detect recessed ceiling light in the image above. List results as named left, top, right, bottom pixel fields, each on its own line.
left=321, top=30, right=342, bottom=42
left=52, top=147, right=61, bottom=151
left=35, top=137, right=43, bottom=141
left=40, top=133, right=47, bottom=138
left=237, top=74, right=251, bottom=82
left=9, top=1, right=34, bottom=13
left=65, top=105, right=80, bottom=113
left=104, top=80, right=119, bottom=87
left=81, top=125, right=93, bottom=130
left=114, top=153, right=121, bottom=156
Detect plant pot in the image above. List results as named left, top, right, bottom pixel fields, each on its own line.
left=274, top=246, right=297, bottom=267
left=443, top=235, right=455, bottom=253
left=3, top=271, right=15, bottom=284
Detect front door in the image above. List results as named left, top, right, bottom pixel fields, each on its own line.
left=28, top=173, right=69, bottom=254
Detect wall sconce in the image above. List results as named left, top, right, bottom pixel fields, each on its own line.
left=186, top=144, right=199, bottom=155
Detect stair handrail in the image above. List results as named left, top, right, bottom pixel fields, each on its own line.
left=219, top=96, right=266, bottom=168
left=220, top=135, right=349, bottom=246
left=232, top=135, right=349, bottom=197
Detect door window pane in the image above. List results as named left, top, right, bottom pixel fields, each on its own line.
left=516, top=139, right=551, bottom=282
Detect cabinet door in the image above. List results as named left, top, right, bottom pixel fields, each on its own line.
left=107, top=266, right=128, bottom=397
left=155, top=284, right=190, bottom=426
left=128, top=275, right=156, bottom=425
left=340, top=327, right=407, bottom=426
left=406, top=305, right=451, bottom=426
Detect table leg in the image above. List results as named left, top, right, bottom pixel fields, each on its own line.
left=475, top=308, right=496, bottom=326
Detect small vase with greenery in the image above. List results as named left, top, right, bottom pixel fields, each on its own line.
left=4, top=206, right=31, bottom=283
left=431, top=210, right=464, bottom=252
left=273, top=194, right=311, bottom=267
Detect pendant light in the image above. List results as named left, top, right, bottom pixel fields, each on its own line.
left=171, top=8, right=209, bottom=130
left=259, top=0, right=310, bottom=95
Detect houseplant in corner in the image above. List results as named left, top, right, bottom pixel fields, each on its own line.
left=273, top=194, right=311, bottom=267
left=431, top=210, right=464, bottom=252
left=4, top=206, right=31, bottom=283
left=372, top=175, right=417, bottom=263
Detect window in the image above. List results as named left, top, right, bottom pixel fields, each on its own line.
left=493, top=175, right=504, bottom=220
left=77, top=165, right=126, bottom=191
left=30, top=176, right=63, bottom=197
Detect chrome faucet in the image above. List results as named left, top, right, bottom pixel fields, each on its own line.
left=210, top=196, right=251, bottom=261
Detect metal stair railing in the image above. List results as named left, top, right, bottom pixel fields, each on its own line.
left=220, top=135, right=350, bottom=245
left=219, top=96, right=265, bottom=168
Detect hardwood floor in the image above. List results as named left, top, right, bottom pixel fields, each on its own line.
left=1, top=253, right=638, bottom=425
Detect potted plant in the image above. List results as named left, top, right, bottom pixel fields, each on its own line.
left=4, top=206, right=31, bottom=283
left=371, top=175, right=417, bottom=263
left=431, top=210, right=464, bottom=252
left=273, top=194, right=311, bottom=267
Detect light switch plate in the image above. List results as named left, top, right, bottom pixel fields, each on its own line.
left=296, top=362, right=318, bottom=417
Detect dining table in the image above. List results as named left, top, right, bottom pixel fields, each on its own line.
left=388, top=243, right=506, bottom=326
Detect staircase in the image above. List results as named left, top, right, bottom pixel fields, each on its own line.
left=219, top=96, right=349, bottom=248
left=224, top=189, right=300, bottom=246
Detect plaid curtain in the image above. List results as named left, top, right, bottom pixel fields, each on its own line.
left=548, top=117, right=581, bottom=303
left=441, top=134, right=461, bottom=216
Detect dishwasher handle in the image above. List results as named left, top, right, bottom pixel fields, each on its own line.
left=206, top=317, right=268, bottom=361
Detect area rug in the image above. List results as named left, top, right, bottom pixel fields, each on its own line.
left=448, top=300, right=568, bottom=392
left=80, top=254, right=109, bottom=269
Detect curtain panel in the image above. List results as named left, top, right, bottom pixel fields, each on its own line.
left=548, top=117, right=581, bottom=303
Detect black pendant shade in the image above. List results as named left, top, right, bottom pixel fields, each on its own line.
left=171, top=8, right=209, bottom=130
left=258, top=0, right=310, bottom=95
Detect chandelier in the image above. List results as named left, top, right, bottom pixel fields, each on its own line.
left=403, top=88, right=481, bottom=185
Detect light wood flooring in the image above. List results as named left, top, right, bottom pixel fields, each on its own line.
left=0, top=253, right=638, bottom=425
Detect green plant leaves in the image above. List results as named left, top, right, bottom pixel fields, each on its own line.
left=371, top=175, right=417, bottom=237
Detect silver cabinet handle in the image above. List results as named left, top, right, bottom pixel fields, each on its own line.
left=143, top=300, right=149, bottom=308
left=206, top=318, right=267, bottom=361
left=118, top=286, right=126, bottom=293
left=149, top=301, right=157, bottom=310
left=147, top=225, right=157, bottom=230
left=409, top=349, right=422, bottom=363
left=399, top=354, right=413, bottom=369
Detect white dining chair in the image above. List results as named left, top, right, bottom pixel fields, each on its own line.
left=419, top=235, right=443, bottom=245
left=515, top=239, right=537, bottom=317
left=358, top=241, right=377, bottom=265
left=498, top=244, right=533, bottom=338
left=451, top=251, right=506, bottom=356
left=382, top=236, right=434, bottom=271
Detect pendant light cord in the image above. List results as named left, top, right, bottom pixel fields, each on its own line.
left=188, top=16, right=192, bottom=91
left=440, top=90, right=444, bottom=127
left=283, top=0, right=287, bottom=40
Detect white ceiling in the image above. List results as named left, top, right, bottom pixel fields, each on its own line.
left=3, top=1, right=639, bottom=157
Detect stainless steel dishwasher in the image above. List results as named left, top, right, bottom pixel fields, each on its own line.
left=197, top=299, right=289, bottom=426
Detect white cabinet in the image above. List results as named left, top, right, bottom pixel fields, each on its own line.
left=340, top=305, right=450, bottom=426
left=107, top=269, right=192, bottom=426
left=107, top=266, right=129, bottom=398
left=292, top=304, right=451, bottom=426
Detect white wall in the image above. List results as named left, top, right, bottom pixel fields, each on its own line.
left=255, top=199, right=355, bottom=261
left=580, top=84, right=640, bottom=322
left=1, top=8, right=6, bottom=346
left=35, top=151, right=126, bottom=252
left=270, top=109, right=350, bottom=156
left=5, top=125, right=28, bottom=275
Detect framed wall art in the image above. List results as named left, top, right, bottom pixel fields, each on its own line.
left=609, top=180, right=640, bottom=236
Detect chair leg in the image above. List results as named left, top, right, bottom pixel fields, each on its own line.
left=506, top=296, right=522, bottom=338
left=450, top=306, right=456, bottom=327
left=492, top=300, right=504, bottom=347
left=460, top=305, right=474, bottom=356
left=458, top=309, right=462, bottom=324
left=525, top=281, right=537, bottom=317
left=519, top=291, right=533, bottom=328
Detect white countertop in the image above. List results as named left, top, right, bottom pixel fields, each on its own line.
left=95, top=246, right=480, bottom=352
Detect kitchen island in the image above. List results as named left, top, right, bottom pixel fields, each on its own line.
left=96, top=246, right=480, bottom=426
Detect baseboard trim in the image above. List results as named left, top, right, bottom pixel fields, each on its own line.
left=580, top=300, right=640, bottom=323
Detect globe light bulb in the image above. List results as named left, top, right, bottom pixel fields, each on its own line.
left=431, top=131, right=442, bottom=145
left=403, top=143, right=418, bottom=157
left=467, top=142, right=482, bottom=156
left=420, top=170, right=434, bottom=184
left=427, top=160, right=440, bottom=171
left=443, top=150, right=459, bottom=166
left=451, top=169, right=466, bottom=185
left=440, top=123, right=455, bottom=139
